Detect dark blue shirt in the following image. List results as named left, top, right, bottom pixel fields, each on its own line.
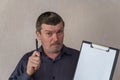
left=9, top=45, right=79, bottom=80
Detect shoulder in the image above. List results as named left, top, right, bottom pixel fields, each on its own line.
left=12, top=50, right=35, bottom=71
left=63, top=46, right=80, bottom=64
left=67, top=47, right=79, bottom=53
left=63, top=45, right=80, bottom=56
left=20, top=50, right=35, bottom=61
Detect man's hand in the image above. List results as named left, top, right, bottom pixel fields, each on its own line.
left=26, top=51, right=41, bottom=76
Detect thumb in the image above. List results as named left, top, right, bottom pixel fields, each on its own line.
left=32, top=51, right=40, bottom=57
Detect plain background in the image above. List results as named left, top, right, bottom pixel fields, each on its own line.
left=0, top=0, right=120, bottom=80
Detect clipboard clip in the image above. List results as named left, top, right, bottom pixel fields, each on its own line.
left=91, top=43, right=110, bottom=52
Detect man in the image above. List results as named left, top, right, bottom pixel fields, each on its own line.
left=9, top=11, right=80, bottom=80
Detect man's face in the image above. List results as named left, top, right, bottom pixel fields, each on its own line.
left=36, top=22, right=64, bottom=53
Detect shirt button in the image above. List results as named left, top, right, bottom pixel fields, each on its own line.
left=53, top=60, right=56, bottom=63
left=52, top=76, right=55, bottom=79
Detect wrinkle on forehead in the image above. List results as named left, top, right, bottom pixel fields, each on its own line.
left=41, top=22, right=64, bottom=32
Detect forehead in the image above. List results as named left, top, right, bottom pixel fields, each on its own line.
left=41, top=22, right=64, bottom=31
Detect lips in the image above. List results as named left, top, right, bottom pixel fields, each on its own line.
left=51, top=42, right=61, bottom=46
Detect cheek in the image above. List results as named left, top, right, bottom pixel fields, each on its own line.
left=42, top=37, right=52, bottom=45
left=59, top=34, right=64, bottom=40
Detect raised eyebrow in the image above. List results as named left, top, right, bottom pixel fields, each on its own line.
left=44, top=30, right=52, bottom=32
left=59, top=28, right=64, bottom=31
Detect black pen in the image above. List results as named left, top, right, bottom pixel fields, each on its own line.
left=36, top=39, right=38, bottom=51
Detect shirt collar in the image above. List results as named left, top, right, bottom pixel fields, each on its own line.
left=38, top=45, right=72, bottom=59
left=61, top=45, right=73, bottom=55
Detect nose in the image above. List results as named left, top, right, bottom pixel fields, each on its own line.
left=53, top=34, right=58, bottom=41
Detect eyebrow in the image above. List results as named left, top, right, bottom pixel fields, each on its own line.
left=44, top=29, right=63, bottom=31
left=44, top=30, right=52, bottom=32
left=43, top=27, right=64, bottom=33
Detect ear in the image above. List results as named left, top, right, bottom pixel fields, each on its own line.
left=36, top=31, right=41, bottom=40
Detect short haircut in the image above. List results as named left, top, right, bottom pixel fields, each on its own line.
left=36, top=11, right=65, bottom=33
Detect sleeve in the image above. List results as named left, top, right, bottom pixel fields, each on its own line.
left=9, top=53, right=33, bottom=80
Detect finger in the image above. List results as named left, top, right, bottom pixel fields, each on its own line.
left=32, top=51, right=40, bottom=57
left=31, top=62, right=40, bottom=68
left=28, top=59, right=40, bottom=69
left=30, top=57, right=40, bottom=62
left=30, top=59, right=40, bottom=65
left=33, top=65, right=40, bottom=71
left=31, top=62, right=40, bottom=71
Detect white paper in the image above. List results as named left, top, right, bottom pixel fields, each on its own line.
left=74, top=42, right=117, bottom=80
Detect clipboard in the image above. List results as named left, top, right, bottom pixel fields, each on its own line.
left=73, top=41, right=119, bottom=80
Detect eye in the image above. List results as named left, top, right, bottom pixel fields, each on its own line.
left=46, top=32, right=52, bottom=36
left=57, top=30, right=63, bottom=34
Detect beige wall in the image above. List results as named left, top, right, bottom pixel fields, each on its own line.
left=0, top=0, right=120, bottom=80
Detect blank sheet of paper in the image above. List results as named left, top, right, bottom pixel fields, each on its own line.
left=73, top=41, right=119, bottom=80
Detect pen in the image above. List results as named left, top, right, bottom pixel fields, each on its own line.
left=36, top=39, right=38, bottom=51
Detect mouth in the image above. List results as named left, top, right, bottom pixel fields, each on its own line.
left=51, top=42, right=61, bottom=46
left=51, top=44, right=60, bottom=47
left=50, top=43, right=62, bottom=48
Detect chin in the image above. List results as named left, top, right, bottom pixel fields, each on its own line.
left=50, top=47, right=62, bottom=53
